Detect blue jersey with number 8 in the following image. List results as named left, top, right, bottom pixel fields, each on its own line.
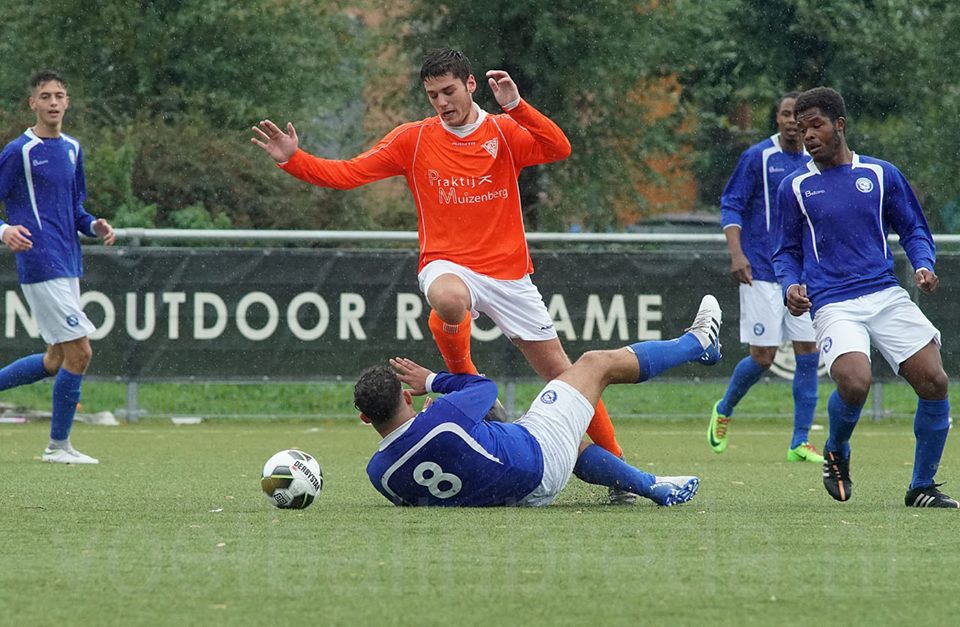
left=366, top=372, right=544, bottom=507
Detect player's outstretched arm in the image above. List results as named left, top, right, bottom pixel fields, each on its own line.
left=251, top=120, right=299, bottom=163
left=92, top=218, right=116, bottom=246
left=389, top=357, right=432, bottom=396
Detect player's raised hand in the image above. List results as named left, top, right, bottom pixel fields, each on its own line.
left=486, top=70, right=520, bottom=108
left=251, top=120, right=299, bottom=163
left=916, top=268, right=939, bottom=294
left=1, top=225, right=32, bottom=252
left=786, top=283, right=812, bottom=316
left=389, top=357, right=432, bottom=396
left=92, top=218, right=115, bottom=246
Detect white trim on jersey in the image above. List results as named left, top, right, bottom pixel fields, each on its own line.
left=791, top=161, right=822, bottom=262
left=851, top=153, right=887, bottom=258
left=760, top=133, right=782, bottom=231
left=20, top=129, right=44, bottom=231
left=379, top=422, right=503, bottom=502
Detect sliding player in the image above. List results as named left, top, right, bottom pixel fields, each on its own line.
left=358, top=296, right=721, bottom=507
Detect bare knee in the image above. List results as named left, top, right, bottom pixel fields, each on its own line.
left=575, top=350, right=627, bottom=386
left=835, top=372, right=871, bottom=406
left=426, top=276, right=471, bottom=323
left=61, top=340, right=93, bottom=374
left=748, top=345, right=777, bottom=369
left=913, top=369, right=949, bottom=401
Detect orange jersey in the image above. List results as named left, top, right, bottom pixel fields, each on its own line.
left=279, top=99, right=571, bottom=280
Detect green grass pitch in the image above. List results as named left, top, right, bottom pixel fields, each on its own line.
left=3, top=410, right=960, bottom=626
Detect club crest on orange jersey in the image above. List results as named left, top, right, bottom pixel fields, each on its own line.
left=482, top=139, right=498, bottom=158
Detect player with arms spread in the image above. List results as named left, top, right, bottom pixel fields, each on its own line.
left=0, top=71, right=115, bottom=464
left=357, top=295, right=722, bottom=508
left=773, top=87, right=955, bottom=508
left=253, top=48, right=633, bottom=501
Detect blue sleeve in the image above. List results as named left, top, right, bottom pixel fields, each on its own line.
left=719, top=149, right=757, bottom=229
left=428, top=372, right=499, bottom=424
left=885, top=165, right=935, bottom=272
left=772, top=177, right=804, bottom=300
left=72, top=148, right=96, bottom=236
left=0, top=146, right=18, bottom=221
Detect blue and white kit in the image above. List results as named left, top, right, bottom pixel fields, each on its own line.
left=721, top=133, right=811, bottom=283
left=0, top=128, right=97, bottom=285
left=772, top=152, right=936, bottom=316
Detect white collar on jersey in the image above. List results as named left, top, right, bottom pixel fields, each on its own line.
left=441, top=102, right=487, bottom=138
left=377, top=415, right=416, bottom=451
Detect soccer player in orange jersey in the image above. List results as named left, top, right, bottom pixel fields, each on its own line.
left=252, top=48, right=632, bottom=500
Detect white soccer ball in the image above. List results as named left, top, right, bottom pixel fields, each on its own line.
left=260, top=449, right=323, bottom=509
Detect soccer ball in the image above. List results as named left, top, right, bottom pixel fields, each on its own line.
left=260, top=449, right=323, bottom=509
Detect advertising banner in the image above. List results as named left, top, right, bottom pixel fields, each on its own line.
left=1, top=247, right=955, bottom=381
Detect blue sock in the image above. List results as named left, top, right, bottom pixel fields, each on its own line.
left=0, top=353, right=51, bottom=391
left=50, top=369, right=84, bottom=442
left=790, top=352, right=820, bottom=448
left=629, top=333, right=703, bottom=382
left=911, top=398, right=950, bottom=490
left=717, top=356, right=766, bottom=416
left=825, top=390, right=862, bottom=458
left=573, top=443, right=656, bottom=496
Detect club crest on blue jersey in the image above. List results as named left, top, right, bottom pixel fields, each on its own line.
left=68, top=149, right=76, bottom=165
left=753, top=323, right=765, bottom=336
left=66, top=314, right=79, bottom=327
left=539, top=389, right=558, bottom=404
left=855, top=177, right=873, bottom=193
left=822, top=337, right=833, bottom=353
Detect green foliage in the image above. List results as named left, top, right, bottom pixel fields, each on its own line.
left=2, top=0, right=959, bottom=231
left=405, top=1, right=682, bottom=230
left=651, top=0, right=960, bottom=223
left=0, top=0, right=374, bottom=229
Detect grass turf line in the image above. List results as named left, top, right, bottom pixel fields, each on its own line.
left=2, top=419, right=960, bottom=626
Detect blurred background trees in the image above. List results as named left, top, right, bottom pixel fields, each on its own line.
left=0, top=0, right=956, bottom=232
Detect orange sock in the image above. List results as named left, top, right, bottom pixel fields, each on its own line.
left=586, top=399, right=622, bottom=458
left=428, top=310, right=479, bottom=375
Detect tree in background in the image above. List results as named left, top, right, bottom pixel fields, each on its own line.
left=0, top=0, right=377, bottom=231
left=0, top=0, right=957, bottom=232
left=402, top=1, right=693, bottom=231
left=650, top=0, right=960, bottom=224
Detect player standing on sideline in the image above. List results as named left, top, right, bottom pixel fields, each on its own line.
left=357, top=296, right=721, bottom=507
left=708, top=92, right=822, bottom=463
left=773, top=87, right=956, bottom=508
left=252, top=48, right=635, bottom=502
left=0, top=71, right=115, bottom=464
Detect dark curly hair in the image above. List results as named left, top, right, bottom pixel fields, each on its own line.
left=420, top=48, right=472, bottom=84
left=354, top=364, right=402, bottom=426
left=795, top=87, right=846, bottom=123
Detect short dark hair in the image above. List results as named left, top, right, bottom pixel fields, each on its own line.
left=420, top=48, right=472, bottom=83
left=30, top=70, right=67, bottom=90
left=776, top=90, right=801, bottom=112
left=354, top=364, right=403, bottom=426
left=795, top=87, right=846, bottom=122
